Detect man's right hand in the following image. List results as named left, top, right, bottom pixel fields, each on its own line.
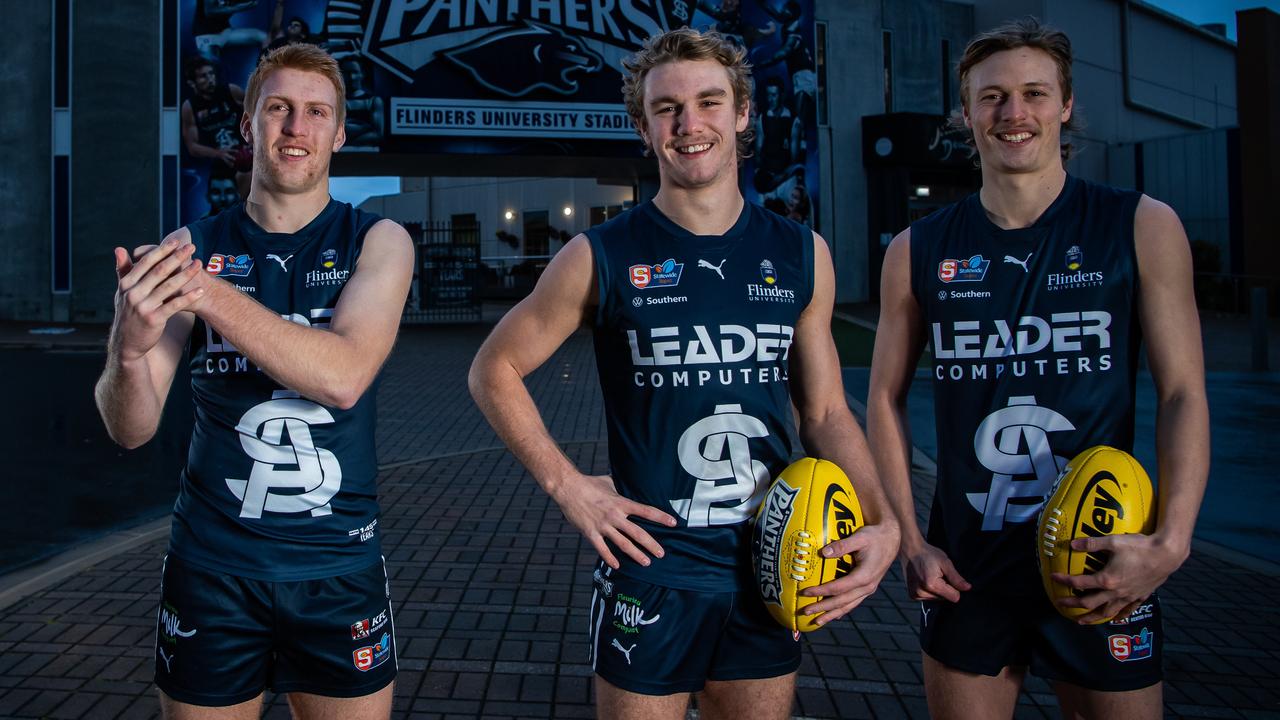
left=551, top=474, right=678, bottom=571
left=110, top=239, right=205, bottom=362
left=901, top=541, right=972, bottom=603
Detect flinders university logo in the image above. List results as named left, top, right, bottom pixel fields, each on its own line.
left=759, top=259, right=778, bottom=285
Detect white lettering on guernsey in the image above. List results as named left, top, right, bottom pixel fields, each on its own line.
left=672, top=404, right=771, bottom=527
left=203, top=308, right=333, bottom=375
left=226, top=390, right=343, bottom=519
left=627, top=324, right=794, bottom=367
left=931, top=311, right=1112, bottom=383
left=967, top=396, right=1074, bottom=531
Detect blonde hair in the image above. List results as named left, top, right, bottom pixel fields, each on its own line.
left=245, top=44, right=346, bottom=126
left=621, top=28, right=754, bottom=160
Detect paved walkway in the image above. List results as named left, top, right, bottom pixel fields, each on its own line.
left=1, top=325, right=1278, bottom=719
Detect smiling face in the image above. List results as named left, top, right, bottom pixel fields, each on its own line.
left=241, top=67, right=345, bottom=195
left=963, top=47, right=1072, bottom=177
left=637, top=58, right=750, bottom=192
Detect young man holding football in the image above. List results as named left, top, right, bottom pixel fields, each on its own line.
left=867, top=18, right=1209, bottom=720
left=470, top=27, right=899, bottom=720
left=96, top=44, right=412, bottom=719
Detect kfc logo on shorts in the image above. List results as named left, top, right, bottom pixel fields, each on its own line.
left=353, top=632, right=392, bottom=672
left=1108, top=628, right=1154, bottom=662
left=351, top=619, right=370, bottom=640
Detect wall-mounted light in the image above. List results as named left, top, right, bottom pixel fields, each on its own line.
left=504, top=210, right=515, bottom=221
left=915, top=186, right=931, bottom=198
left=563, top=206, right=573, bottom=217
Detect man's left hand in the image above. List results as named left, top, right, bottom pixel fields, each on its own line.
left=799, top=521, right=901, bottom=626
left=1050, top=533, right=1189, bottom=624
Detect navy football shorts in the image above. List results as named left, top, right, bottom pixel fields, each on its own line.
left=154, top=553, right=397, bottom=706
left=588, top=562, right=801, bottom=695
left=919, top=588, right=1163, bottom=692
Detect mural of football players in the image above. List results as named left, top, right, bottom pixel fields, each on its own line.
left=192, top=0, right=270, bottom=59
left=754, top=75, right=803, bottom=197
left=755, top=0, right=816, bottom=120
left=341, top=56, right=384, bottom=149
left=180, top=56, right=252, bottom=198
left=204, top=176, right=240, bottom=217
left=697, top=0, right=776, bottom=48
left=785, top=181, right=812, bottom=227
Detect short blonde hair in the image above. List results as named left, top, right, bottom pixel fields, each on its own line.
left=621, top=28, right=754, bottom=160
left=245, top=44, right=346, bottom=126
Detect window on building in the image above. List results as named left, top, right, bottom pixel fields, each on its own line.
left=883, top=30, right=893, bottom=113
left=589, top=205, right=624, bottom=226
left=523, top=210, right=550, bottom=257
left=451, top=213, right=478, bottom=244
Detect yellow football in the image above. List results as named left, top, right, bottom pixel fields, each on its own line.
left=752, top=457, right=864, bottom=633
left=1037, top=445, right=1156, bottom=623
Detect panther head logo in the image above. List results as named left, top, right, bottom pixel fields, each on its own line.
left=443, top=19, right=603, bottom=97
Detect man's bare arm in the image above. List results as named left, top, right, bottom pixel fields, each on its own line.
left=468, top=235, right=676, bottom=568
left=1054, top=196, right=1210, bottom=622
left=183, top=219, right=413, bottom=409
left=867, top=230, right=972, bottom=602
left=95, top=232, right=203, bottom=448
left=788, top=233, right=900, bottom=625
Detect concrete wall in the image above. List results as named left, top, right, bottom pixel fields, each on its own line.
left=0, top=5, right=53, bottom=320
left=71, top=2, right=161, bottom=322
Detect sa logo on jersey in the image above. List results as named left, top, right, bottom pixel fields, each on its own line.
left=938, top=255, right=989, bottom=283
left=205, top=253, right=254, bottom=277
left=1108, top=628, right=1154, bottom=662
left=629, top=258, right=683, bottom=289
left=352, top=632, right=392, bottom=672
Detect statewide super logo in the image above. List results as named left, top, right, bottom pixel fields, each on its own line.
left=936, top=253, right=993, bottom=281
left=353, top=632, right=392, bottom=672
left=1066, top=245, right=1083, bottom=270
left=938, top=255, right=990, bottom=283
left=629, top=258, right=683, bottom=289
left=205, top=253, right=253, bottom=277
left=1109, top=628, right=1155, bottom=662
left=760, top=259, right=778, bottom=285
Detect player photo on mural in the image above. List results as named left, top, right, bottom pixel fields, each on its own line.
left=179, top=0, right=819, bottom=228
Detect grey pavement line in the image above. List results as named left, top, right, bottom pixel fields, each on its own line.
left=375, top=438, right=606, bottom=471
left=833, top=309, right=878, bottom=333
left=1190, top=537, right=1280, bottom=577
left=0, top=441, right=606, bottom=613
left=844, top=390, right=938, bottom=476
left=0, top=517, right=170, bottom=613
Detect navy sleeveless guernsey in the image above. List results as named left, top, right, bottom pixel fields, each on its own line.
left=909, top=175, right=1143, bottom=593
left=587, top=201, right=814, bottom=592
left=171, top=199, right=384, bottom=581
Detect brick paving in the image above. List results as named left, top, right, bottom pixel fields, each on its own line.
left=1, top=325, right=1277, bottom=718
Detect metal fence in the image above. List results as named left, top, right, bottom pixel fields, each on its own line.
left=403, top=221, right=482, bottom=324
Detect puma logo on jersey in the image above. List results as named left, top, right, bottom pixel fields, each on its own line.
left=1003, top=252, right=1033, bottom=272
left=698, top=258, right=727, bottom=280
left=267, top=253, right=295, bottom=271
left=611, top=639, right=636, bottom=665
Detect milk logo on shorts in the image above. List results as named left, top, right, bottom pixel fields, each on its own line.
left=612, top=593, right=659, bottom=636
left=968, top=395, right=1074, bottom=531
left=1109, top=627, right=1154, bottom=662
left=226, top=390, right=342, bottom=519
left=672, top=404, right=771, bottom=527
left=629, top=258, right=683, bottom=289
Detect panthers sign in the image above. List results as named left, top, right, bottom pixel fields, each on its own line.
left=178, top=0, right=818, bottom=226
